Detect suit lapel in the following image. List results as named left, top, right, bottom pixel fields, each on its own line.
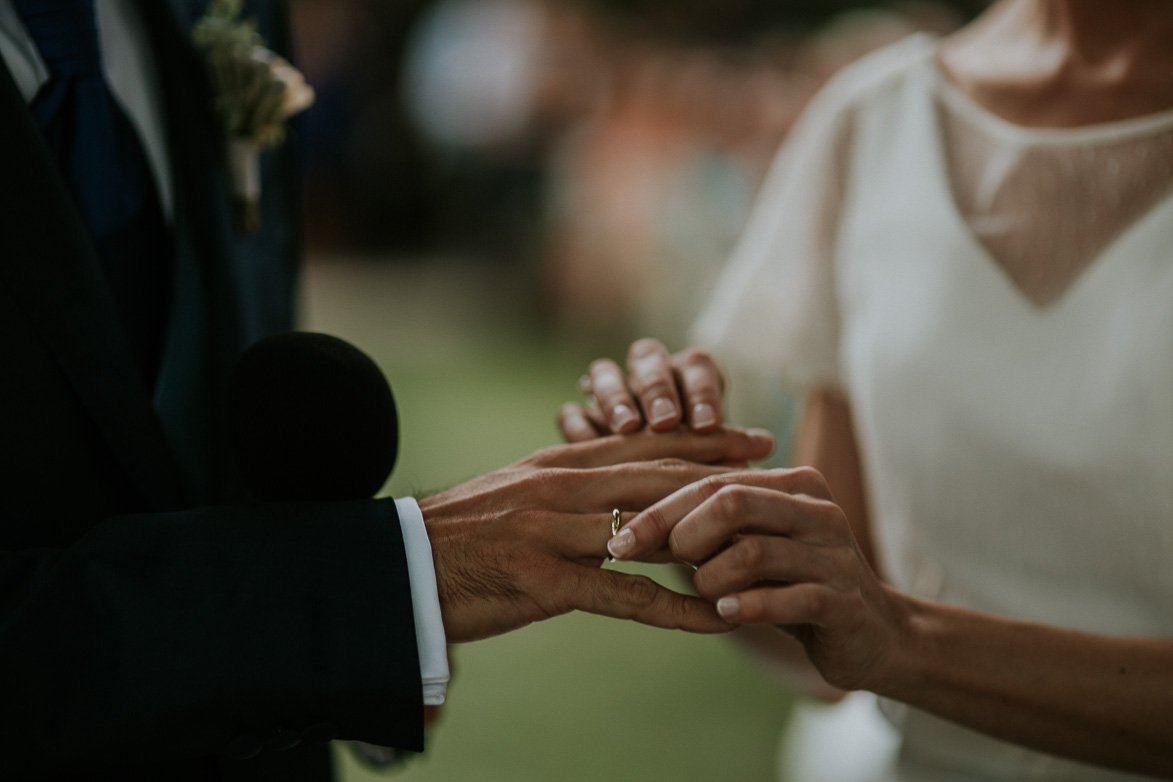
left=0, top=53, right=187, bottom=511
left=135, top=0, right=244, bottom=505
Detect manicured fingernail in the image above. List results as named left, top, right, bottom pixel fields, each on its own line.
left=611, top=404, right=639, bottom=432
left=716, top=596, right=740, bottom=619
left=607, top=528, right=635, bottom=559
left=649, top=397, right=677, bottom=425
left=691, top=402, right=717, bottom=429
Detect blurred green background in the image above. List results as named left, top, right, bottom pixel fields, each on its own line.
left=300, top=258, right=795, bottom=782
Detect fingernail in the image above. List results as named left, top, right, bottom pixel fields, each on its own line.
left=611, top=404, right=639, bottom=432
left=691, top=402, right=717, bottom=429
left=716, top=596, right=740, bottom=619
left=607, top=528, right=635, bottom=559
left=649, top=397, right=677, bottom=426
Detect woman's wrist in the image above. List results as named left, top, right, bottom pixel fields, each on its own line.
left=860, top=586, right=931, bottom=699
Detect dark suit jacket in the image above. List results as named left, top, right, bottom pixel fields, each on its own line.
left=0, top=2, right=425, bottom=778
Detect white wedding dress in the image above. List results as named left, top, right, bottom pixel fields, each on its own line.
left=695, top=34, right=1173, bottom=782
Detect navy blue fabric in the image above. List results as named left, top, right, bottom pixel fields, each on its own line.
left=14, top=0, right=171, bottom=384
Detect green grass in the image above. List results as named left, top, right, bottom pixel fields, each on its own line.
left=300, top=258, right=794, bottom=782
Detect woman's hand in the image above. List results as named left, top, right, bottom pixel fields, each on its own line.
left=607, top=467, right=911, bottom=692
left=559, top=338, right=728, bottom=441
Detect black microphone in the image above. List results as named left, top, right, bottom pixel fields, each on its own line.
left=227, top=332, right=398, bottom=502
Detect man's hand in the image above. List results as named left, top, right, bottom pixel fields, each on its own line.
left=418, top=426, right=774, bottom=643
left=559, top=338, right=727, bottom=442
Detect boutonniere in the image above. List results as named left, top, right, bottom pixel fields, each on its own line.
left=193, top=0, right=315, bottom=235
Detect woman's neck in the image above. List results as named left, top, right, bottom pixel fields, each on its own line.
left=1030, top=0, right=1172, bottom=60
left=939, top=0, right=1173, bottom=127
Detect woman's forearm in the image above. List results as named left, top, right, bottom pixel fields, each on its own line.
left=616, top=463, right=1173, bottom=778
left=879, top=594, right=1173, bottom=777
left=797, top=391, right=1173, bottom=773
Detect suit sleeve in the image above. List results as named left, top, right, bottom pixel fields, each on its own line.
left=0, top=497, right=424, bottom=776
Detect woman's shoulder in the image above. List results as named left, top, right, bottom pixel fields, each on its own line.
left=809, top=33, right=938, bottom=125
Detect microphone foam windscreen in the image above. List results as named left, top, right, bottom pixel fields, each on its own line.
left=228, top=332, right=398, bottom=502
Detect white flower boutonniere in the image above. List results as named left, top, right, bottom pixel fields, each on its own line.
left=193, top=0, right=315, bottom=234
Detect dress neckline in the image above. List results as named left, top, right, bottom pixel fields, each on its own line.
left=918, top=58, right=1173, bottom=311
left=929, top=51, right=1173, bottom=146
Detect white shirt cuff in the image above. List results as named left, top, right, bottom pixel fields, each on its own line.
left=394, top=497, right=449, bottom=706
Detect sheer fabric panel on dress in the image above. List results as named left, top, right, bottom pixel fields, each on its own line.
left=936, top=77, right=1173, bottom=307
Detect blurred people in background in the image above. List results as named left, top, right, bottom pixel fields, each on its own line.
left=404, top=0, right=549, bottom=150
left=290, top=0, right=962, bottom=307
left=293, top=0, right=435, bottom=250
left=401, top=0, right=605, bottom=266
left=542, top=7, right=960, bottom=345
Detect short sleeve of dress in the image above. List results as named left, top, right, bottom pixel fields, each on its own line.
left=690, top=61, right=861, bottom=392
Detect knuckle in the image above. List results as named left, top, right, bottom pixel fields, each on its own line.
left=824, top=502, right=851, bottom=531
left=628, top=338, right=666, bottom=360
left=513, top=509, right=546, bottom=539
left=738, top=536, right=766, bottom=570
left=800, top=587, right=829, bottom=620
left=643, top=503, right=672, bottom=536
left=651, top=457, right=688, bottom=471
left=622, top=575, right=660, bottom=608
left=692, top=475, right=734, bottom=508
left=636, top=377, right=676, bottom=399
left=675, top=349, right=725, bottom=388
left=714, top=484, right=749, bottom=516
left=787, top=466, right=828, bottom=496
left=790, top=465, right=821, bottom=484
left=675, top=347, right=713, bottom=366
left=589, top=365, right=627, bottom=396
left=698, top=473, right=732, bottom=497
left=598, top=388, right=630, bottom=406
left=684, top=376, right=721, bottom=398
